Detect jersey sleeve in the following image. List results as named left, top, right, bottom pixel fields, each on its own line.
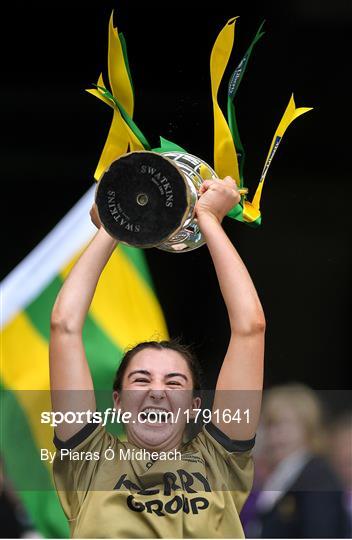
left=52, top=423, right=117, bottom=520
left=188, top=421, right=255, bottom=513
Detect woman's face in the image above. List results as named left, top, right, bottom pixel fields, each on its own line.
left=113, top=348, right=201, bottom=452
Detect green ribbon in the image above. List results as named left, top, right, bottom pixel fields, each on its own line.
left=119, top=32, right=135, bottom=98
left=152, top=136, right=188, bottom=154
left=227, top=21, right=265, bottom=185
left=94, top=84, right=151, bottom=150
left=225, top=21, right=265, bottom=223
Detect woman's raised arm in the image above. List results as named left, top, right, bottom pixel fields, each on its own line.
left=197, top=178, right=265, bottom=441
left=49, top=205, right=117, bottom=440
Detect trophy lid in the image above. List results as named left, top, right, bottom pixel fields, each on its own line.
left=95, top=151, right=190, bottom=248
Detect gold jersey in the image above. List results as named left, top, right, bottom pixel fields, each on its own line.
left=53, top=422, right=254, bottom=538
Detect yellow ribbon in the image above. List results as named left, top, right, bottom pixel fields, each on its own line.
left=243, top=94, right=313, bottom=222
left=107, top=11, right=134, bottom=117
left=86, top=12, right=143, bottom=181
left=210, top=17, right=240, bottom=186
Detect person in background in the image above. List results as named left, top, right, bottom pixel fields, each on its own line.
left=240, top=426, right=270, bottom=537
left=250, top=384, right=349, bottom=538
left=328, top=412, right=352, bottom=536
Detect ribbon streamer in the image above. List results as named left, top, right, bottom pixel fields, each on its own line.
left=227, top=21, right=265, bottom=186
left=86, top=12, right=149, bottom=180
left=107, top=11, right=134, bottom=117
left=210, top=17, right=240, bottom=185
left=243, top=94, right=313, bottom=224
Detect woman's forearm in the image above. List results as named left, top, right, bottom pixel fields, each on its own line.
left=51, top=227, right=117, bottom=332
left=198, top=214, right=265, bottom=334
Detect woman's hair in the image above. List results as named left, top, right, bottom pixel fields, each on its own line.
left=113, top=338, right=203, bottom=395
left=262, top=383, right=325, bottom=453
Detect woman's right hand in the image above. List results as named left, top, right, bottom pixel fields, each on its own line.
left=196, top=177, right=240, bottom=225
left=90, top=203, right=102, bottom=229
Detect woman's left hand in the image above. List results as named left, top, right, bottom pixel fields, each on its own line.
left=195, top=176, right=241, bottom=224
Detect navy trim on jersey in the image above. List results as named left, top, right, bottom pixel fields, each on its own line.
left=53, top=420, right=255, bottom=452
left=53, top=422, right=100, bottom=450
left=205, top=421, right=256, bottom=452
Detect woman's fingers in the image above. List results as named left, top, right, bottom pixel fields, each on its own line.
left=198, top=180, right=213, bottom=194
left=199, top=177, right=238, bottom=197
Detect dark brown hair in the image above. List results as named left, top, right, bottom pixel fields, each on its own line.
left=113, top=338, right=203, bottom=395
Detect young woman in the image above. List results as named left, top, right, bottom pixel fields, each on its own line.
left=50, top=176, right=265, bottom=538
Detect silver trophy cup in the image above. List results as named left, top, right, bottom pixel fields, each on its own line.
left=95, top=151, right=218, bottom=253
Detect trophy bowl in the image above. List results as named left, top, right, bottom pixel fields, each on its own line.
left=95, top=150, right=218, bottom=253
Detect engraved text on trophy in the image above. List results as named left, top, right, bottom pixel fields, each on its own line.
left=107, top=190, right=141, bottom=232
left=140, top=164, right=174, bottom=207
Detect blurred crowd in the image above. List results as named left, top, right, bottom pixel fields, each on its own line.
left=1, top=383, right=351, bottom=538
left=241, top=384, right=352, bottom=538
